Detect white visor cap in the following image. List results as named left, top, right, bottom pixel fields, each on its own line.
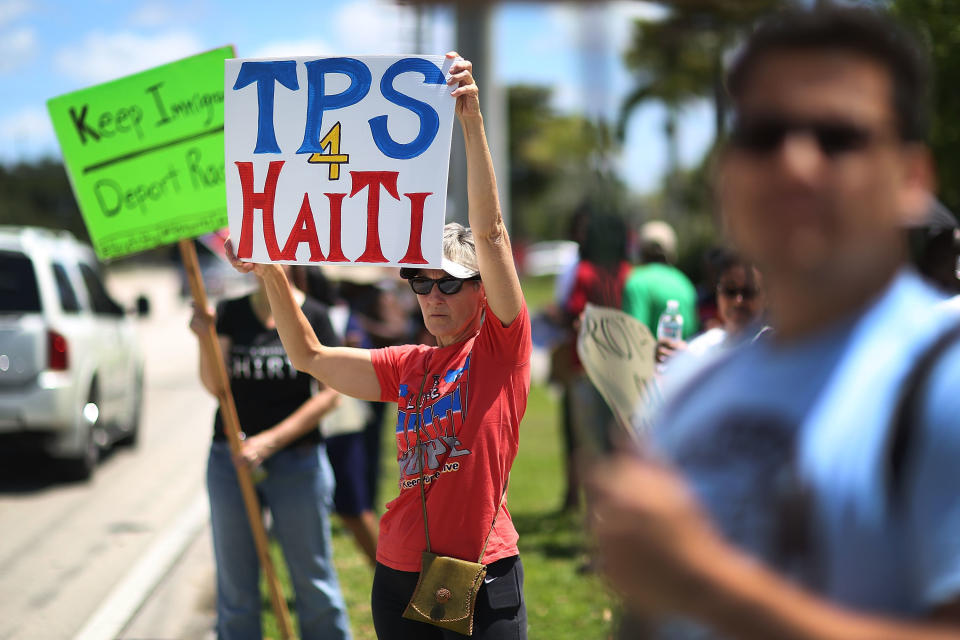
left=440, top=257, right=480, bottom=279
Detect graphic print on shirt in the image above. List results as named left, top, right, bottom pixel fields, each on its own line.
left=229, top=344, right=299, bottom=380
left=395, top=356, right=472, bottom=489
left=671, top=411, right=819, bottom=586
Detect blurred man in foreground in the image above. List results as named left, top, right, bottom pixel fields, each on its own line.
left=589, top=7, right=960, bottom=639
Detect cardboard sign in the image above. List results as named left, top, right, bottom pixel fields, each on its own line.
left=47, top=46, right=235, bottom=259
left=577, top=303, right=661, bottom=439
left=224, top=55, right=456, bottom=268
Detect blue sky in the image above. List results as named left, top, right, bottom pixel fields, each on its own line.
left=0, top=0, right=714, bottom=194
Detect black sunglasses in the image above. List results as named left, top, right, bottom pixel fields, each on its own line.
left=408, top=275, right=480, bottom=295
left=718, top=285, right=758, bottom=300
left=730, top=115, right=879, bottom=157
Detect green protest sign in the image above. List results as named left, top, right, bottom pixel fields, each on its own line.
left=47, top=46, right=234, bottom=259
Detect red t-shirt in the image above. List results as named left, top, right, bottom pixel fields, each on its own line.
left=566, top=259, right=632, bottom=316
left=566, top=260, right=632, bottom=370
left=370, top=303, right=532, bottom=572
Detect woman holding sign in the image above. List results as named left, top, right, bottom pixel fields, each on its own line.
left=189, top=271, right=353, bottom=640
left=228, top=53, right=530, bottom=639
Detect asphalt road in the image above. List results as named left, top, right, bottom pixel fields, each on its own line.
left=0, top=266, right=220, bottom=640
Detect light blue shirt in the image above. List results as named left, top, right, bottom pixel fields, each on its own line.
left=653, top=270, right=960, bottom=637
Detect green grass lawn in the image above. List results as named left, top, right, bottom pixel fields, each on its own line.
left=263, top=277, right=618, bottom=639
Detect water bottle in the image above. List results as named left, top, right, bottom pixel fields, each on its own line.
left=656, top=299, right=684, bottom=342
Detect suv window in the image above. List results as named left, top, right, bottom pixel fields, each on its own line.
left=0, top=251, right=41, bottom=313
left=52, top=263, right=80, bottom=313
left=79, top=264, right=123, bottom=316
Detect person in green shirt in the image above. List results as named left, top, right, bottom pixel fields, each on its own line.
left=622, top=220, right=698, bottom=339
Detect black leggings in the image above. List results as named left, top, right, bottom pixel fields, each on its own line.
left=371, top=555, right=527, bottom=640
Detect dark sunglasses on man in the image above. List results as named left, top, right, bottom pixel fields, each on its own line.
left=730, top=114, right=886, bottom=157
left=405, top=274, right=481, bottom=296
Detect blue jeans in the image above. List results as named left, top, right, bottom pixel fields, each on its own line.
left=207, top=441, right=351, bottom=640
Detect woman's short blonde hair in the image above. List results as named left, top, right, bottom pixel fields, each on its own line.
left=441, top=223, right=479, bottom=277
left=399, top=222, right=480, bottom=280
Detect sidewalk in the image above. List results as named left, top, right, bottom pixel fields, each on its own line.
left=118, top=520, right=217, bottom=640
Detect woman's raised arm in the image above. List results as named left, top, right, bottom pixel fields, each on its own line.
left=225, top=241, right=384, bottom=401
left=447, top=52, right=524, bottom=326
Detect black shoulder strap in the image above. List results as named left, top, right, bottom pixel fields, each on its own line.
left=887, top=320, right=960, bottom=508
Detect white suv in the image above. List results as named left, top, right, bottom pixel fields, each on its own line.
left=0, top=227, right=145, bottom=479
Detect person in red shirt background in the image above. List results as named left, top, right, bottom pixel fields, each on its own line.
left=565, top=212, right=632, bottom=460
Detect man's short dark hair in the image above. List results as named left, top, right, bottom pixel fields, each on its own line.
left=580, top=213, right=627, bottom=268
left=712, top=247, right=752, bottom=281
left=640, top=241, right=668, bottom=265
left=727, top=6, right=930, bottom=142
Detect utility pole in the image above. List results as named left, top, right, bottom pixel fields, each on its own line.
left=447, top=2, right=510, bottom=233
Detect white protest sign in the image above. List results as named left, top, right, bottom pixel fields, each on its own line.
left=577, top=303, right=661, bottom=440
left=224, top=55, right=456, bottom=267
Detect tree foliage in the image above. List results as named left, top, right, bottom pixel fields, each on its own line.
left=619, top=1, right=785, bottom=146
left=614, top=1, right=960, bottom=274
left=889, top=0, right=960, bottom=215
left=0, top=160, right=89, bottom=242
left=618, top=0, right=786, bottom=230
left=508, top=85, right=627, bottom=242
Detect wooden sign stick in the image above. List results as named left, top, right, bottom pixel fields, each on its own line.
left=179, top=239, right=296, bottom=640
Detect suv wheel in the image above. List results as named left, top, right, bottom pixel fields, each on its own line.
left=63, top=392, right=101, bottom=481
left=117, top=371, right=143, bottom=448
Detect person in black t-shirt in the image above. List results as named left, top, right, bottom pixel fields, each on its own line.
left=190, top=268, right=351, bottom=640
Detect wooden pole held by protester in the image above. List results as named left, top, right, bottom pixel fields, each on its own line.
left=179, top=239, right=296, bottom=640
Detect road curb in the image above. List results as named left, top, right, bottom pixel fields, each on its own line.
left=74, top=492, right=208, bottom=640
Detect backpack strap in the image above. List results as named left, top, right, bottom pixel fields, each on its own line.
left=886, top=319, right=960, bottom=508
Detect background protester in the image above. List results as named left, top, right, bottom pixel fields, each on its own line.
left=694, top=246, right=729, bottom=332
left=657, top=248, right=766, bottom=366
left=564, top=212, right=632, bottom=467
left=622, top=220, right=699, bottom=341
left=549, top=206, right=592, bottom=511
left=908, top=198, right=960, bottom=295
left=290, top=265, right=380, bottom=567
left=190, top=267, right=351, bottom=640
left=340, top=277, right=417, bottom=509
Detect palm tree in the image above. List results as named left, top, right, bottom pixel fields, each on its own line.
left=618, top=1, right=787, bottom=211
